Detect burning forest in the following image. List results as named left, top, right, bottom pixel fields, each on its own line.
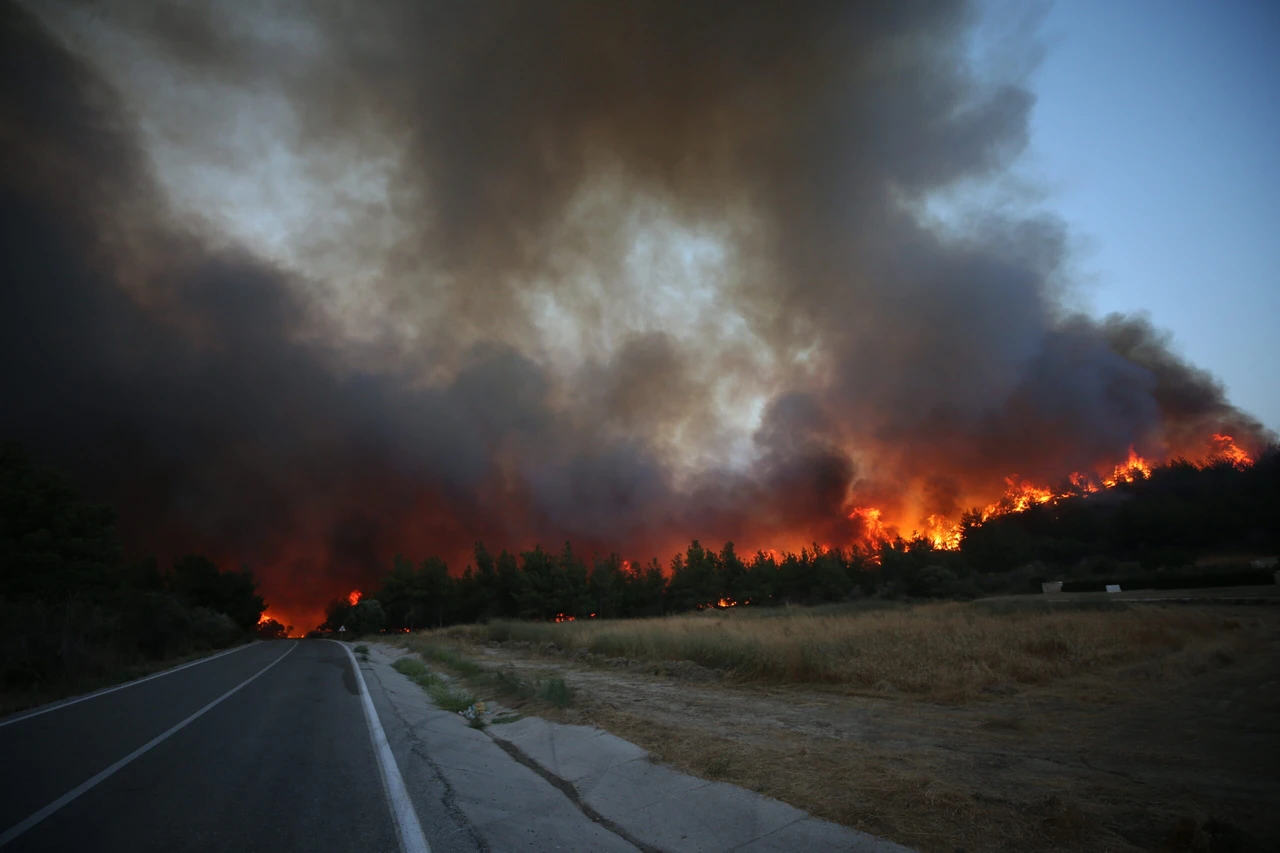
left=1, top=0, right=1275, bottom=632
left=848, top=433, right=1256, bottom=554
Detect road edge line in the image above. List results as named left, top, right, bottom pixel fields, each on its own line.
left=0, top=642, right=296, bottom=848
left=0, top=640, right=261, bottom=728
left=333, top=640, right=431, bottom=853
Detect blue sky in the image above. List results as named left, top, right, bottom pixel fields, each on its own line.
left=1019, top=0, right=1279, bottom=433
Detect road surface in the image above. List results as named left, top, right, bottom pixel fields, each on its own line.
left=0, top=640, right=447, bottom=853
left=1, top=639, right=907, bottom=853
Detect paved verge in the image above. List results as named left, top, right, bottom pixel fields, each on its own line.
left=360, top=643, right=637, bottom=852
left=362, top=644, right=915, bottom=853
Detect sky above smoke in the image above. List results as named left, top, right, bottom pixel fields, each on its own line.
left=2, top=0, right=1269, bottom=630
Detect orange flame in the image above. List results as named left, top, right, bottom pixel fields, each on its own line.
left=924, top=514, right=962, bottom=550
left=848, top=506, right=889, bottom=547
left=1100, top=447, right=1152, bottom=488
left=841, top=434, right=1251, bottom=555
left=348, top=589, right=362, bottom=606
left=977, top=476, right=1055, bottom=522
left=553, top=613, right=575, bottom=623
left=1069, top=471, right=1098, bottom=494
left=1210, top=433, right=1253, bottom=467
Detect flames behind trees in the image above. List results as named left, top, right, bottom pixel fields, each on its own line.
left=850, top=434, right=1257, bottom=556
left=336, top=446, right=1279, bottom=632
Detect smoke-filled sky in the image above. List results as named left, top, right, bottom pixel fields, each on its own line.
left=2, top=0, right=1272, bottom=630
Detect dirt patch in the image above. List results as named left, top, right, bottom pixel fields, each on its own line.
left=441, top=606, right=1280, bottom=852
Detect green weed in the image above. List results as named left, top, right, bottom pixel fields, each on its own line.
left=427, top=683, right=477, bottom=713
left=536, top=677, right=574, bottom=708
left=392, top=656, right=428, bottom=677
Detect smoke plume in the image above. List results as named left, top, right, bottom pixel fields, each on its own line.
left=1, top=0, right=1268, bottom=628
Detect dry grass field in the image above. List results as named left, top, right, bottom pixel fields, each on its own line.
left=412, top=599, right=1280, bottom=852
left=444, top=600, right=1262, bottom=701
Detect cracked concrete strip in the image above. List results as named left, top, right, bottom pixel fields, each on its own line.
left=360, top=643, right=639, bottom=852
left=358, top=646, right=490, bottom=853
left=490, top=716, right=915, bottom=852
left=365, top=643, right=913, bottom=852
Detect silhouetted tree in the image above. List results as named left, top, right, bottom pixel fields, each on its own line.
left=1, top=443, right=261, bottom=690
left=256, top=618, right=290, bottom=639
left=589, top=553, right=625, bottom=618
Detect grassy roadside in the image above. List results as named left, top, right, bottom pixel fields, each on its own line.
left=439, top=599, right=1263, bottom=701
left=432, top=601, right=1279, bottom=852
left=389, top=655, right=478, bottom=713
left=389, top=636, right=575, bottom=720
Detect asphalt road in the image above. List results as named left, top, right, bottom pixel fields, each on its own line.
left=0, top=641, right=404, bottom=853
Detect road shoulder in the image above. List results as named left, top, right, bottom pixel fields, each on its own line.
left=359, top=642, right=912, bottom=853
left=358, top=642, right=638, bottom=853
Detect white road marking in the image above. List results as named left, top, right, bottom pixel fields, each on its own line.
left=0, top=641, right=260, bottom=728
left=0, top=642, right=296, bottom=848
left=333, top=641, right=432, bottom=853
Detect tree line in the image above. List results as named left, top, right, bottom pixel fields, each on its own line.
left=320, top=535, right=990, bottom=635
left=326, top=445, right=1279, bottom=634
left=6, top=437, right=1275, bottom=655
left=1, top=443, right=270, bottom=694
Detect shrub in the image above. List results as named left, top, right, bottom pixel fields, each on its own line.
left=391, top=656, right=425, bottom=676
left=121, top=593, right=192, bottom=660
left=188, top=607, right=243, bottom=649
left=536, top=677, right=574, bottom=707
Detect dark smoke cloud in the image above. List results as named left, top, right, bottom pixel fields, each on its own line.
left=1, top=1, right=1268, bottom=627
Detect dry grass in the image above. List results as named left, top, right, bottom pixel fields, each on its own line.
left=445, top=600, right=1259, bottom=700
left=578, top=707, right=1108, bottom=853
left=428, top=601, right=1280, bottom=851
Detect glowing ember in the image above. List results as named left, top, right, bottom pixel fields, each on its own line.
left=717, top=597, right=737, bottom=608
left=553, top=613, right=575, bottom=623
left=348, top=589, right=363, bottom=606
